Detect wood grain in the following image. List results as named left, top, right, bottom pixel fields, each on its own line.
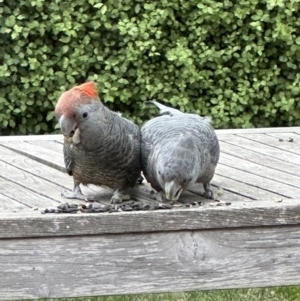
left=0, top=128, right=298, bottom=143
left=0, top=193, right=28, bottom=211
left=215, top=127, right=300, bottom=134
left=219, top=140, right=300, bottom=177
left=220, top=152, right=300, bottom=191
left=0, top=145, right=131, bottom=206
left=0, top=176, right=61, bottom=209
left=0, top=130, right=300, bottom=299
left=192, top=174, right=280, bottom=201
left=0, top=198, right=300, bottom=238
left=218, top=135, right=300, bottom=165
left=237, top=133, right=300, bottom=155
left=266, top=132, right=300, bottom=140
left=0, top=145, right=70, bottom=188
left=0, top=157, right=68, bottom=205
left=0, top=134, right=63, bottom=142
left=214, top=164, right=296, bottom=198
left=26, top=140, right=63, bottom=154
left=1, top=226, right=300, bottom=300
left=0, top=141, right=66, bottom=172
left=189, top=180, right=247, bottom=202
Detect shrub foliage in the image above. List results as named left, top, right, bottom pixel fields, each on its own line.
left=1, top=0, right=300, bottom=134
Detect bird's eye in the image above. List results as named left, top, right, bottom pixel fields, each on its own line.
left=83, top=112, right=88, bottom=118
left=158, top=170, right=161, bottom=175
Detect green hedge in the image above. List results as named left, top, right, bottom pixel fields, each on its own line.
left=1, top=0, right=300, bottom=134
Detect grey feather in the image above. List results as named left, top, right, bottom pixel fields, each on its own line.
left=141, top=101, right=220, bottom=201
left=62, top=102, right=141, bottom=203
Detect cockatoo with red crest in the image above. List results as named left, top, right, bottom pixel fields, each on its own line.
left=55, top=81, right=141, bottom=203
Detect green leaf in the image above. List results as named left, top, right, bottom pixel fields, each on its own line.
left=93, top=3, right=103, bottom=8
left=100, top=5, right=107, bottom=14
left=135, top=4, right=141, bottom=14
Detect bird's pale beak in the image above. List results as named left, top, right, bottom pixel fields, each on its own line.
left=164, top=180, right=183, bottom=201
left=59, top=115, right=77, bottom=136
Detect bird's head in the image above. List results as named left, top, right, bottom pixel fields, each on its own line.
left=55, top=81, right=100, bottom=136
left=156, top=143, right=199, bottom=202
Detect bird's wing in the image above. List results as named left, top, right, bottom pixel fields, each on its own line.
left=141, top=121, right=163, bottom=191
left=63, top=142, right=74, bottom=176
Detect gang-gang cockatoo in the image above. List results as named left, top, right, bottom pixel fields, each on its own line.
left=55, top=81, right=141, bottom=203
left=141, top=101, right=220, bottom=202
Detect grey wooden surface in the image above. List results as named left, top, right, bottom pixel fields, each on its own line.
left=1, top=226, right=300, bottom=299
left=0, top=127, right=300, bottom=300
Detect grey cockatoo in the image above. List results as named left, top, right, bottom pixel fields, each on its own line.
left=141, top=101, right=220, bottom=202
left=55, top=81, right=141, bottom=203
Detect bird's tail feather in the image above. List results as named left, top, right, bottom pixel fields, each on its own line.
left=145, top=100, right=181, bottom=116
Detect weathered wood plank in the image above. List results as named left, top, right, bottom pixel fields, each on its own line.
left=0, top=128, right=299, bottom=143
left=0, top=144, right=204, bottom=207
left=26, top=140, right=63, bottom=154
left=219, top=140, right=300, bottom=177
left=0, top=147, right=68, bottom=208
left=220, top=153, right=300, bottom=191
left=0, top=199, right=300, bottom=238
left=0, top=179, right=60, bottom=209
left=214, top=164, right=296, bottom=198
left=20, top=142, right=250, bottom=204
left=0, top=134, right=63, bottom=142
left=215, top=127, right=300, bottom=134
left=266, top=131, right=300, bottom=139
left=0, top=193, right=28, bottom=211
left=265, top=132, right=300, bottom=145
left=1, top=225, right=300, bottom=300
left=192, top=173, right=280, bottom=201
left=0, top=145, right=69, bottom=187
left=0, top=141, right=65, bottom=172
left=189, top=180, right=248, bottom=202
left=237, top=133, right=300, bottom=155
left=218, top=135, right=300, bottom=165
left=0, top=145, right=129, bottom=207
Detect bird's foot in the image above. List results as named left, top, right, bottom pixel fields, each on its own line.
left=111, top=190, right=131, bottom=204
left=150, top=190, right=168, bottom=202
left=61, top=186, right=95, bottom=202
left=137, top=174, right=144, bottom=184
left=203, top=183, right=214, bottom=200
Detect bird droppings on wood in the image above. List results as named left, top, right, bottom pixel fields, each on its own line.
left=275, top=198, right=283, bottom=203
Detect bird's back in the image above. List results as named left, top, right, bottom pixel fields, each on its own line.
left=141, top=113, right=220, bottom=186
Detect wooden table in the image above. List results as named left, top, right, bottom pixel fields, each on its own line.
left=1, top=127, right=300, bottom=300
